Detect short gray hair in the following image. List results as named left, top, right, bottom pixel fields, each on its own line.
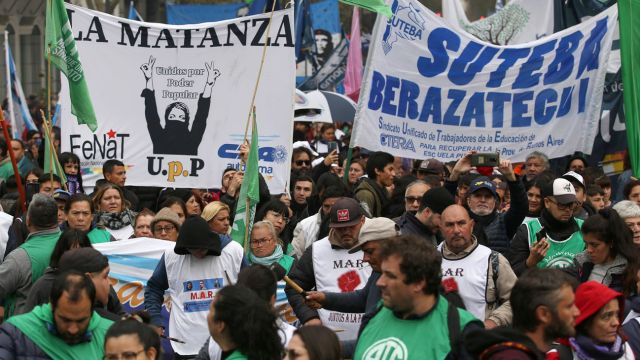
left=404, top=180, right=430, bottom=197
left=612, top=200, right=640, bottom=219
left=252, top=220, right=280, bottom=244
left=525, top=151, right=550, bottom=169
left=27, top=194, right=58, bottom=230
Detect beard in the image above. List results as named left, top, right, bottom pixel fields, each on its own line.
left=543, top=310, right=575, bottom=341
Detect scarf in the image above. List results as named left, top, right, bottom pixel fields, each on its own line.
left=569, top=335, right=625, bottom=360
left=540, top=208, right=579, bottom=241
left=7, top=303, right=113, bottom=360
left=96, top=209, right=136, bottom=230
left=248, top=244, right=284, bottom=267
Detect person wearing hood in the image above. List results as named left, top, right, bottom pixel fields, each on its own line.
left=554, top=281, right=635, bottom=360
left=465, top=268, right=580, bottom=360
left=566, top=153, right=589, bottom=175
left=144, top=216, right=244, bottom=358
left=445, top=152, right=527, bottom=254
left=509, top=178, right=585, bottom=277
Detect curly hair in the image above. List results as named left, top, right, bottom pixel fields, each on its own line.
left=212, top=285, right=282, bottom=359
left=379, top=235, right=441, bottom=295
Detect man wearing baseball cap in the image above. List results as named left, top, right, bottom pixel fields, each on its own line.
left=562, top=171, right=590, bottom=219
left=446, top=154, right=528, bottom=255
left=285, top=197, right=372, bottom=343
left=508, top=178, right=585, bottom=276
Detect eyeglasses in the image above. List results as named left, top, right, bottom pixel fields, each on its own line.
left=405, top=196, right=421, bottom=204
left=250, top=237, right=272, bottom=247
left=104, top=349, right=145, bottom=360
left=267, top=211, right=290, bottom=224
left=547, top=198, right=578, bottom=210
left=295, top=160, right=311, bottom=166
left=154, top=224, right=176, bottom=233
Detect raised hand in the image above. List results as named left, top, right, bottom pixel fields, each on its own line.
left=140, top=55, right=156, bottom=80
left=205, top=61, right=221, bottom=85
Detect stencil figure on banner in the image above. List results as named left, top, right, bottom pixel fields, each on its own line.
left=144, top=216, right=243, bottom=357
left=285, top=197, right=372, bottom=343
left=141, top=56, right=219, bottom=156
left=351, top=0, right=617, bottom=162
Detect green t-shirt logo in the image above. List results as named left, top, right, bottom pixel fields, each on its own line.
left=362, top=337, right=408, bottom=359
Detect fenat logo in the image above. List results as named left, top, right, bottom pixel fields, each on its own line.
left=381, top=0, right=426, bottom=55
left=362, top=337, right=408, bottom=359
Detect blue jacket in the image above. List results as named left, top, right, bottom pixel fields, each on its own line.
left=0, top=322, right=50, bottom=360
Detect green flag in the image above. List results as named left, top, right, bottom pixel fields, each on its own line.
left=619, top=0, right=640, bottom=177
left=43, top=125, right=67, bottom=187
left=45, top=0, right=98, bottom=132
left=230, top=116, right=261, bottom=250
left=339, top=0, right=392, bottom=18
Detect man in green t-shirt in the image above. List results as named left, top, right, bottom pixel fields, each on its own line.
left=354, top=235, right=482, bottom=359
left=0, top=270, right=113, bottom=359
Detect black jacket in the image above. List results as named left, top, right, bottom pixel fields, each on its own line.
left=395, top=212, right=438, bottom=246
left=465, top=327, right=546, bottom=360
left=508, top=209, right=581, bottom=276
left=0, top=323, right=50, bottom=359
left=445, top=178, right=527, bottom=254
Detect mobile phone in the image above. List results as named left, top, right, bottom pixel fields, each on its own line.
left=471, top=153, right=499, bottom=167
left=535, top=228, right=547, bottom=243
left=327, top=141, right=338, bottom=153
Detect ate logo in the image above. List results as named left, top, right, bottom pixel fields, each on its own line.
left=337, top=209, right=350, bottom=222
left=338, top=270, right=361, bottom=292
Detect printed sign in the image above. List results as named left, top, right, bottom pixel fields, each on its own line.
left=60, top=4, right=295, bottom=192
left=352, top=0, right=616, bottom=162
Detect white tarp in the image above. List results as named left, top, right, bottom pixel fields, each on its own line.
left=352, top=0, right=616, bottom=162
left=60, top=4, right=295, bottom=192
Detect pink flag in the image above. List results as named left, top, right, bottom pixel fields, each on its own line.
left=344, top=7, right=363, bottom=102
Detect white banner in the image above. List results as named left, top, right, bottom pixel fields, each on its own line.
left=442, top=0, right=555, bottom=46
left=60, top=4, right=295, bottom=192
left=352, top=0, right=616, bottom=162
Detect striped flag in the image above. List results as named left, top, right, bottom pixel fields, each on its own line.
left=4, top=31, right=37, bottom=139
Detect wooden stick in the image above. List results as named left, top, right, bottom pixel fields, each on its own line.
left=0, top=111, right=26, bottom=213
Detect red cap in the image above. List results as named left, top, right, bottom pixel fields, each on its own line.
left=574, top=281, right=624, bottom=326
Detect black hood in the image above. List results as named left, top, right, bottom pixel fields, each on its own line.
left=174, top=216, right=221, bottom=256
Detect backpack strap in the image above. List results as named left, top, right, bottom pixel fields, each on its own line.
left=487, top=250, right=501, bottom=306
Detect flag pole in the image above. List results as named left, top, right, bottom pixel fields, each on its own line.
left=0, top=111, right=26, bottom=213
left=243, top=106, right=257, bottom=254
left=40, top=110, right=68, bottom=192
left=4, top=31, right=16, bottom=139
left=242, top=0, right=280, bottom=143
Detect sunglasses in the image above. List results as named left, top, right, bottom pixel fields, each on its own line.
left=295, top=160, right=311, bottom=166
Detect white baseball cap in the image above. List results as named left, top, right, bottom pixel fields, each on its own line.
left=544, top=178, right=577, bottom=204
left=562, top=171, right=585, bottom=189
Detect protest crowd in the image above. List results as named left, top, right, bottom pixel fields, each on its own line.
left=1, top=0, right=640, bottom=359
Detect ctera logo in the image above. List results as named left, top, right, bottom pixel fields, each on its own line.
left=217, top=144, right=288, bottom=163
left=380, top=134, right=416, bottom=152
left=381, top=0, right=426, bottom=55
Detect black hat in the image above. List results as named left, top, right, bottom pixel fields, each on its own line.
left=59, top=248, right=109, bottom=273
left=329, top=197, right=364, bottom=228
left=174, top=216, right=221, bottom=256
left=420, top=187, right=455, bottom=215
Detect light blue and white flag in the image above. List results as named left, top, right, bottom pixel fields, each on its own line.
left=128, top=1, right=144, bottom=21
left=4, top=31, right=37, bottom=139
